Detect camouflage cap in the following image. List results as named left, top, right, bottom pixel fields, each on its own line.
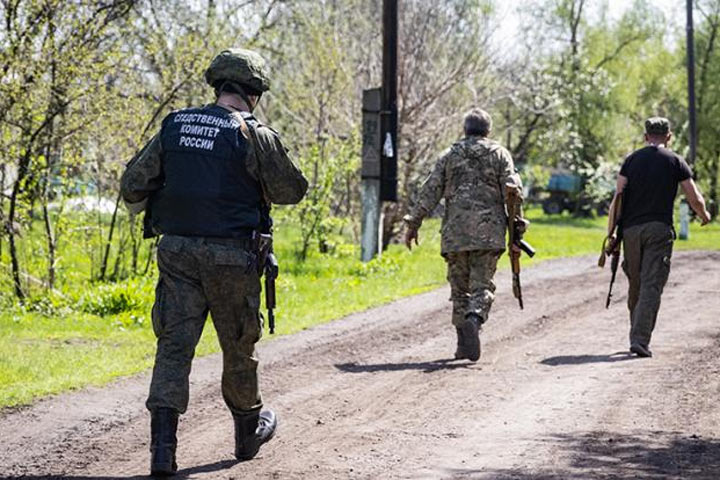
left=645, top=117, right=671, bottom=136
left=205, top=48, right=270, bottom=93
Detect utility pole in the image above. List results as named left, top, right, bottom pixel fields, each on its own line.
left=380, top=0, right=399, bottom=203
left=680, top=0, right=696, bottom=240
left=361, top=0, right=398, bottom=261
left=360, top=89, right=383, bottom=262
left=687, top=0, right=697, bottom=166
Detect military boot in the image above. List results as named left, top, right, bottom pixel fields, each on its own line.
left=460, top=313, right=481, bottom=362
left=234, top=410, right=278, bottom=461
left=150, top=407, right=179, bottom=476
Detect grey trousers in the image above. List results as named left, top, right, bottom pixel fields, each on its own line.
left=622, top=221, right=675, bottom=348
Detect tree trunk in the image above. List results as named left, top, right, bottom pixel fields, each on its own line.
left=41, top=198, right=57, bottom=290
left=8, top=153, right=30, bottom=301
left=0, top=163, right=5, bottom=258
left=8, top=226, right=23, bottom=300
left=130, top=215, right=140, bottom=275
left=42, top=57, right=60, bottom=290
left=142, top=237, right=158, bottom=276
left=112, top=229, right=127, bottom=281
left=99, top=190, right=122, bottom=281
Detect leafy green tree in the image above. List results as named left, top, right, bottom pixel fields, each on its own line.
left=693, top=0, right=720, bottom=215
left=0, top=0, right=136, bottom=299
left=505, top=0, right=675, bottom=213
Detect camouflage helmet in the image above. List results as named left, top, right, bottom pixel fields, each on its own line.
left=204, top=48, right=270, bottom=94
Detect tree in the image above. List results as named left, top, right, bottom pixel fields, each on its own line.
left=503, top=0, right=672, bottom=212
left=0, top=0, right=136, bottom=299
left=694, top=0, right=720, bottom=215
left=386, top=0, right=497, bottom=244
left=262, top=0, right=370, bottom=258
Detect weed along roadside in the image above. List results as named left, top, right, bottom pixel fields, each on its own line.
left=1, top=211, right=718, bottom=409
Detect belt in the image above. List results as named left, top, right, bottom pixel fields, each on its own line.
left=161, top=233, right=257, bottom=250
left=202, top=236, right=256, bottom=249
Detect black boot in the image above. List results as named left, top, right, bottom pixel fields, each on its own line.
left=150, top=408, right=178, bottom=476
left=234, top=410, right=278, bottom=461
left=461, top=313, right=481, bottom=362
left=630, top=342, right=653, bottom=357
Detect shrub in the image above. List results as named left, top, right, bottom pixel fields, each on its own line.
left=349, top=255, right=400, bottom=277
left=79, top=283, right=143, bottom=316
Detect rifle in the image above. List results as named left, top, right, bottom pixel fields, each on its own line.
left=258, top=233, right=279, bottom=334
left=506, top=185, right=536, bottom=310
left=605, top=246, right=620, bottom=309
left=265, top=252, right=278, bottom=334
left=599, top=193, right=623, bottom=308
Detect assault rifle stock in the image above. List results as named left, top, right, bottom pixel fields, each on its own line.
left=599, top=193, right=623, bottom=308
left=506, top=185, right=536, bottom=310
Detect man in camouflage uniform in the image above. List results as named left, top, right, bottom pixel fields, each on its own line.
left=404, top=108, right=523, bottom=361
left=121, top=48, right=308, bottom=475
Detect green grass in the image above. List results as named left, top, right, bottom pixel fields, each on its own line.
left=1, top=207, right=718, bottom=408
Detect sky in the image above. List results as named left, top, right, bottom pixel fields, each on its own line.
left=492, top=0, right=687, bottom=50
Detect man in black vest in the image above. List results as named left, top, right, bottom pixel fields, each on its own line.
left=121, top=49, right=307, bottom=475
left=609, top=117, right=710, bottom=358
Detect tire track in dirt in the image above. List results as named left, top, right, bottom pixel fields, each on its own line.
left=1, top=252, right=719, bottom=479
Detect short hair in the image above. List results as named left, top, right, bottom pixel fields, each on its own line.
left=645, top=117, right=671, bottom=136
left=464, top=108, right=492, bottom=137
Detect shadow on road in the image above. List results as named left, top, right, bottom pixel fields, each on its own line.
left=0, top=458, right=239, bottom=480
left=335, top=358, right=474, bottom=374
left=540, top=351, right=638, bottom=366
left=176, top=459, right=240, bottom=477
left=439, top=431, right=720, bottom=479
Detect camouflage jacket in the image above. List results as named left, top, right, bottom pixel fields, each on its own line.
left=404, top=136, right=522, bottom=255
left=120, top=105, right=308, bottom=214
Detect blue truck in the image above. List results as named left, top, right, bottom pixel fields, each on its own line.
left=540, top=171, right=610, bottom=216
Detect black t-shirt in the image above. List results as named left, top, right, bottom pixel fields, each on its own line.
left=619, top=146, right=692, bottom=229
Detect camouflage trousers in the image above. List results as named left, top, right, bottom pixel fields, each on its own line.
left=622, top=222, right=675, bottom=348
left=445, top=249, right=504, bottom=327
left=146, top=235, right=263, bottom=415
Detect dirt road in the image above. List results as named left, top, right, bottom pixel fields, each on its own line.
left=2, top=251, right=719, bottom=479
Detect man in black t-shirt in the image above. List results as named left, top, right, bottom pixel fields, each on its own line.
left=607, top=117, right=710, bottom=357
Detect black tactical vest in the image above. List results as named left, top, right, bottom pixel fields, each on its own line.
left=149, top=105, right=262, bottom=238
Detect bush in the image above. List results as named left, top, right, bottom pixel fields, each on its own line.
left=349, top=254, right=400, bottom=277
left=23, top=293, right=72, bottom=317
left=79, top=283, right=144, bottom=316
